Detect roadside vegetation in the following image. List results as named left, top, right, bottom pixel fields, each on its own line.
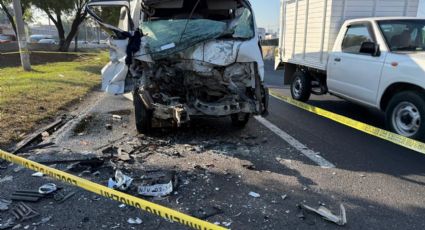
left=0, top=52, right=108, bottom=148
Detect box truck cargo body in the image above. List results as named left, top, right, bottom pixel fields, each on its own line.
left=276, top=0, right=420, bottom=76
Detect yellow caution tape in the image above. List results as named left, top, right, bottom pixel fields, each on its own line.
left=269, top=89, right=425, bottom=155
left=0, top=149, right=228, bottom=230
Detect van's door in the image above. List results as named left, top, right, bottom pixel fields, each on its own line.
left=86, top=0, right=140, bottom=95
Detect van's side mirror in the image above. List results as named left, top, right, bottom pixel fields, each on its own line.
left=360, top=41, right=380, bottom=57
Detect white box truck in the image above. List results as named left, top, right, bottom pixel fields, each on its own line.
left=275, top=0, right=425, bottom=140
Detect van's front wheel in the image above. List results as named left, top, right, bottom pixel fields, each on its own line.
left=133, top=89, right=153, bottom=134
left=386, top=91, right=425, bottom=141
left=291, top=71, right=311, bottom=102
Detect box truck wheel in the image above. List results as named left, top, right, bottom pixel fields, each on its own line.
left=133, top=89, right=153, bottom=134
left=386, top=91, right=425, bottom=141
left=291, top=71, right=311, bottom=102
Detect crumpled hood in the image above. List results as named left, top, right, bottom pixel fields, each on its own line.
left=134, top=37, right=265, bottom=81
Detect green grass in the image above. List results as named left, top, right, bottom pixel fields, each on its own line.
left=0, top=53, right=109, bottom=147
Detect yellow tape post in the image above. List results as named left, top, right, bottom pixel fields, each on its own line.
left=0, top=149, right=228, bottom=230
left=269, top=89, right=425, bottom=155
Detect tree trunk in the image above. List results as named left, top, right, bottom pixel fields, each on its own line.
left=59, top=13, right=86, bottom=52
left=0, top=1, right=17, bottom=36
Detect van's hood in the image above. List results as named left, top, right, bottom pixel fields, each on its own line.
left=134, top=37, right=265, bottom=80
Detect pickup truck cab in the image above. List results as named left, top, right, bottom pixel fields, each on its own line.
left=291, top=17, right=425, bottom=140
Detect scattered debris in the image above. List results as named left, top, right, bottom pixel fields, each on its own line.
left=41, top=131, right=50, bottom=138
left=11, top=203, right=39, bottom=221
left=242, top=164, right=256, bottom=170
left=118, top=204, right=126, bottom=208
left=299, top=204, right=347, bottom=226
left=108, top=170, right=133, bottom=191
left=281, top=194, right=288, bottom=200
left=0, top=199, right=12, bottom=211
left=31, top=172, right=44, bottom=177
left=127, top=218, right=142, bottom=225
left=11, top=190, right=46, bottom=202
left=248, top=192, right=260, bottom=198
left=192, top=207, right=224, bottom=220
left=112, top=115, right=122, bottom=120
left=0, top=176, right=13, bottom=183
left=12, top=118, right=65, bottom=154
left=54, top=190, right=77, bottom=204
left=0, top=218, right=14, bottom=230
left=32, top=216, right=52, bottom=226
left=222, top=222, right=232, bottom=227
left=28, top=152, right=104, bottom=165
left=38, top=183, right=58, bottom=195
left=105, top=124, right=113, bottom=130
left=138, top=171, right=175, bottom=197
left=117, top=148, right=131, bottom=161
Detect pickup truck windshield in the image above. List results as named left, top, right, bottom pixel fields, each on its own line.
left=378, top=20, right=425, bottom=52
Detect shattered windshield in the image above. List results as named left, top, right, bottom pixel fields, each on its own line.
left=140, top=0, right=254, bottom=59
left=379, top=20, right=425, bottom=52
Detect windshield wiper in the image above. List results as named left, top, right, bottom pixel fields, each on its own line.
left=178, top=0, right=201, bottom=43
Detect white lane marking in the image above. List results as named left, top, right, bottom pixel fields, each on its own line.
left=254, top=116, right=335, bottom=169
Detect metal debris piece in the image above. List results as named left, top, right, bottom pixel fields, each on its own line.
left=299, top=204, right=347, bottom=226
left=0, top=218, right=14, bottom=229
left=192, top=207, right=224, bottom=220
left=31, top=172, right=44, bottom=177
left=105, top=124, right=113, bottom=130
left=138, top=171, right=175, bottom=197
left=11, top=190, right=46, bottom=202
left=11, top=202, right=39, bottom=221
left=112, top=115, right=122, bottom=120
left=32, top=216, right=52, bottom=226
left=127, top=218, right=142, bottom=225
left=108, top=170, right=133, bottom=191
left=117, top=148, right=131, bottom=161
left=38, top=183, right=57, bottom=194
left=0, top=176, right=13, bottom=183
left=54, top=190, right=77, bottom=204
left=281, top=194, right=288, bottom=200
left=12, top=118, right=64, bottom=154
left=0, top=199, right=12, bottom=211
left=248, top=192, right=260, bottom=198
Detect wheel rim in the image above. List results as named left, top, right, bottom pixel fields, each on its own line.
left=392, top=101, right=421, bottom=137
left=292, top=78, right=303, bottom=98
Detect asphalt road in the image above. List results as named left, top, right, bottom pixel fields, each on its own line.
left=263, top=60, right=425, bottom=229
left=0, top=61, right=424, bottom=230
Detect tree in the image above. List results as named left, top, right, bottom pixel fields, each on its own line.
left=0, top=0, right=30, bottom=36
left=30, top=0, right=89, bottom=51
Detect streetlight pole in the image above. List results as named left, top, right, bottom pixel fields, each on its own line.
left=12, top=0, right=31, bottom=71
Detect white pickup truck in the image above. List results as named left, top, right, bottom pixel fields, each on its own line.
left=275, top=0, right=425, bottom=140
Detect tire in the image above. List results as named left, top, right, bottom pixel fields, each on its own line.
left=133, top=89, right=153, bottom=134
left=291, top=71, right=311, bottom=102
left=385, top=91, right=425, bottom=141
left=231, top=113, right=251, bottom=128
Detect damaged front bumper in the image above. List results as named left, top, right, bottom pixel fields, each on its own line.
left=134, top=60, right=267, bottom=128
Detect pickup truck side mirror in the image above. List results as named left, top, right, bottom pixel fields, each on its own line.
left=360, top=41, right=380, bottom=57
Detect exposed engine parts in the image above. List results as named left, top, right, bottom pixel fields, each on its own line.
left=131, top=60, right=264, bottom=127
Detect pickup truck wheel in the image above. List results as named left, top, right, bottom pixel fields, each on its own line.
left=231, top=113, right=250, bottom=128
left=291, top=71, right=311, bottom=102
left=133, top=89, right=153, bottom=134
left=386, top=91, right=425, bottom=140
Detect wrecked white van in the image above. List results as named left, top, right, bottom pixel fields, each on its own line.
left=87, top=0, right=268, bottom=133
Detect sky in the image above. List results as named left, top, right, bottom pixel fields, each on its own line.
left=250, top=0, right=281, bottom=33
